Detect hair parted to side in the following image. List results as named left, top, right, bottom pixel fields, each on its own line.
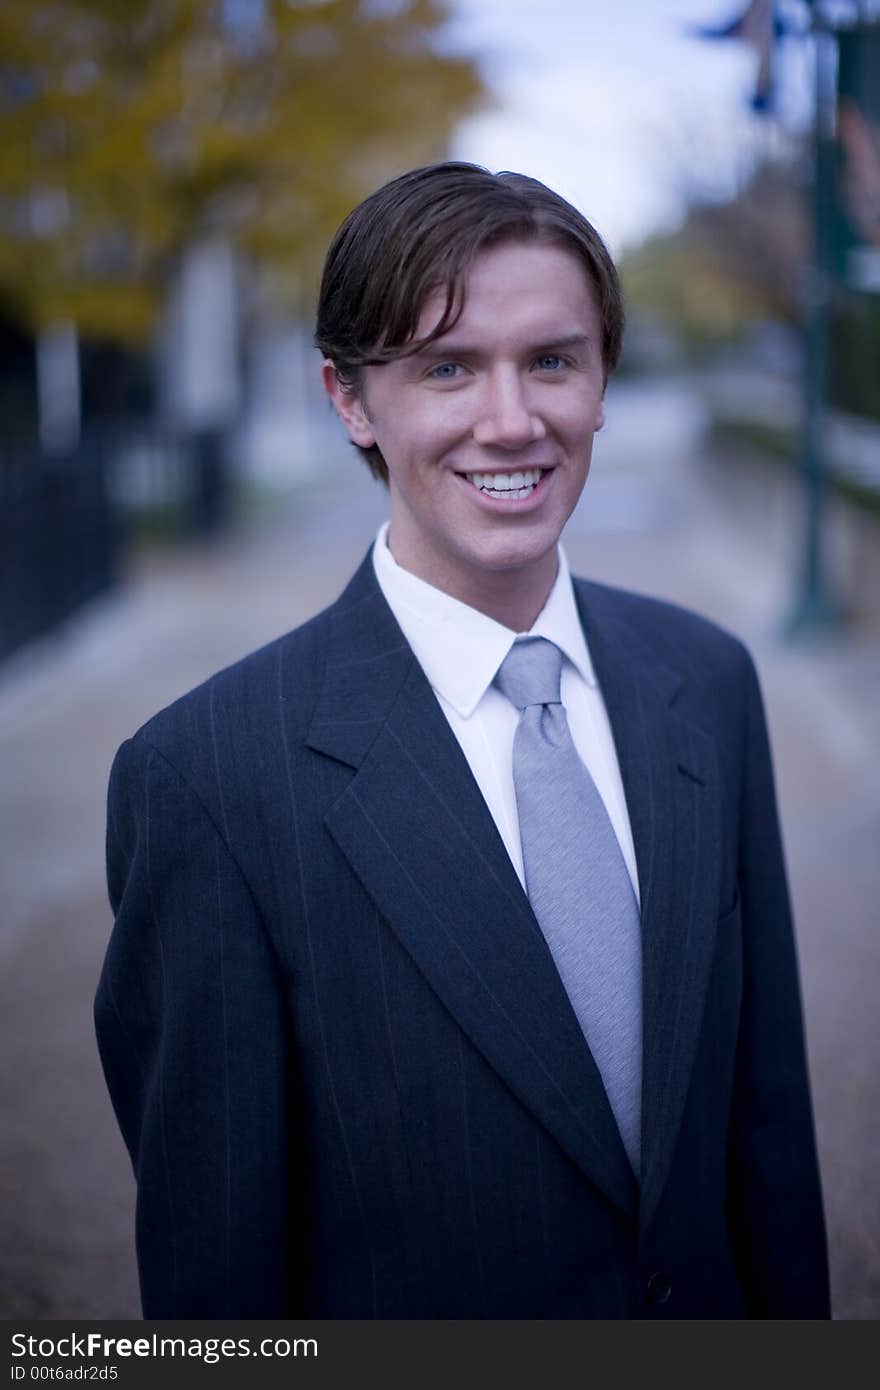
left=314, top=161, right=624, bottom=484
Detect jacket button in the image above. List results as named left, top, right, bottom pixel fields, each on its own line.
left=645, top=1271, right=672, bottom=1305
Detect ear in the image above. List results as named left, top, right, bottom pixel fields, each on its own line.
left=322, top=360, right=376, bottom=448
left=595, top=389, right=606, bottom=432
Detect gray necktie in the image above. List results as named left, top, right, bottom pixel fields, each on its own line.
left=495, top=637, right=642, bottom=1175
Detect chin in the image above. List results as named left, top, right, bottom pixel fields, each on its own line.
left=463, top=533, right=558, bottom=575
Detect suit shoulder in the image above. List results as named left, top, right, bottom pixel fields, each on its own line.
left=122, top=599, right=336, bottom=781
left=575, top=577, right=753, bottom=685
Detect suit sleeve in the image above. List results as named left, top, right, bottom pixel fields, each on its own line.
left=95, top=734, right=293, bottom=1318
left=726, top=652, right=830, bottom=1318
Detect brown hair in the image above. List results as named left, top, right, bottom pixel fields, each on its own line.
left=315, top=161, right=624, bottom=483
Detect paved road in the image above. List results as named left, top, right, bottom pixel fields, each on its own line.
left=1, top=377, right=877, bottom=1318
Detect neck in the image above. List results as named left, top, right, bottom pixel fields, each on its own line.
left=386, top=532, right=558, bottom=633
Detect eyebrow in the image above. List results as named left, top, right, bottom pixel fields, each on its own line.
left=413, top=332, right=594, bottom=361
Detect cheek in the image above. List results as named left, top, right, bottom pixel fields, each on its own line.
left=382, top=410, right=467, bottom=468
left=556, top=417, right=599, bottom=456
left=547, top=388, right=602, bottom=433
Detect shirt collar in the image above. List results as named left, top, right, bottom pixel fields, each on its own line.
left=371, top=521, right=597, bottom=718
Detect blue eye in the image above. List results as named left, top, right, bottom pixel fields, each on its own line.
left=430, top=362, right=461, bottom=379
left=536, top=354, right=564, bottom=370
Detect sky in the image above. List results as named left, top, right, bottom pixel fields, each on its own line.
left=443, top=0, right=814, bottom=255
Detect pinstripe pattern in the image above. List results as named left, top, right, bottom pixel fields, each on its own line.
left=143, top=747, right=179, bottom=1304
left=278, top=638, right=380, bottom=1316
left=94, top=549, right=829, bottom=1317
left=347, top=757, right=613, bottom=1138
left=456, top=1029, right=487, bottom=1315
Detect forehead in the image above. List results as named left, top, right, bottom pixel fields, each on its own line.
left=413, top=238, right=599, bottom=343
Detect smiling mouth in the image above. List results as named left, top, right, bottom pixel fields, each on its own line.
left=462, top=467, right=546, bottom=500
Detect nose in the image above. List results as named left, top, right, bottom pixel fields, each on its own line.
left=472, top=369, right=545, bottom=449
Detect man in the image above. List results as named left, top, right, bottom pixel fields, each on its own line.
left=95, top=163, right=830, bottom=1318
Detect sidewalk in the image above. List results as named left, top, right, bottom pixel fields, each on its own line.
left=1, top=376, right=877, bottom=1318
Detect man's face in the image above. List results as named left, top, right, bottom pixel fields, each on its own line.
left=325, top=238, right=606, bottom=610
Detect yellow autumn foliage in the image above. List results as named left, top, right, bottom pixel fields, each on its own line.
left=0, top=0, right=487, bottom=342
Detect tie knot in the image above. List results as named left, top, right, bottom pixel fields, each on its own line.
left=494, top=637, right=563, bottom=711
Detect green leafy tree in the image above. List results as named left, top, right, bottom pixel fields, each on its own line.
left=0, top=0, right=486, bottom=343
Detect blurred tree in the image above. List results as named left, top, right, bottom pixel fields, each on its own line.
left=621, top=149, right=807, bottom=353
left=622, top=140, right=880, bottom=421
left=0, top=0, right=486, bottom=345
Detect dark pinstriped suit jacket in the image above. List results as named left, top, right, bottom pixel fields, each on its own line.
left=95, top=551, right=830, bottom=1318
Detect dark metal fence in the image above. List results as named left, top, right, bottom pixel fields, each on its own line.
left=0, top=433, right=120, bottom=663
left=0, top=421, right=238, bottom=664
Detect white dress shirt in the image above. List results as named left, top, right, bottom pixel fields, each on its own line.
left=372, top=522, right=640, bottom=903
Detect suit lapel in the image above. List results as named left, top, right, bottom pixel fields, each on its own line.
left=575, top=581, right=723, bottom=1232
left=307, top=556, right=637, bottom=1221
left=305, top=558, right=723, bottom=1230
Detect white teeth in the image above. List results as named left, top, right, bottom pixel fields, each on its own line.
left=465, top=467, right=542, bottom=496
left=485, top=486, right=532, bottom=500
